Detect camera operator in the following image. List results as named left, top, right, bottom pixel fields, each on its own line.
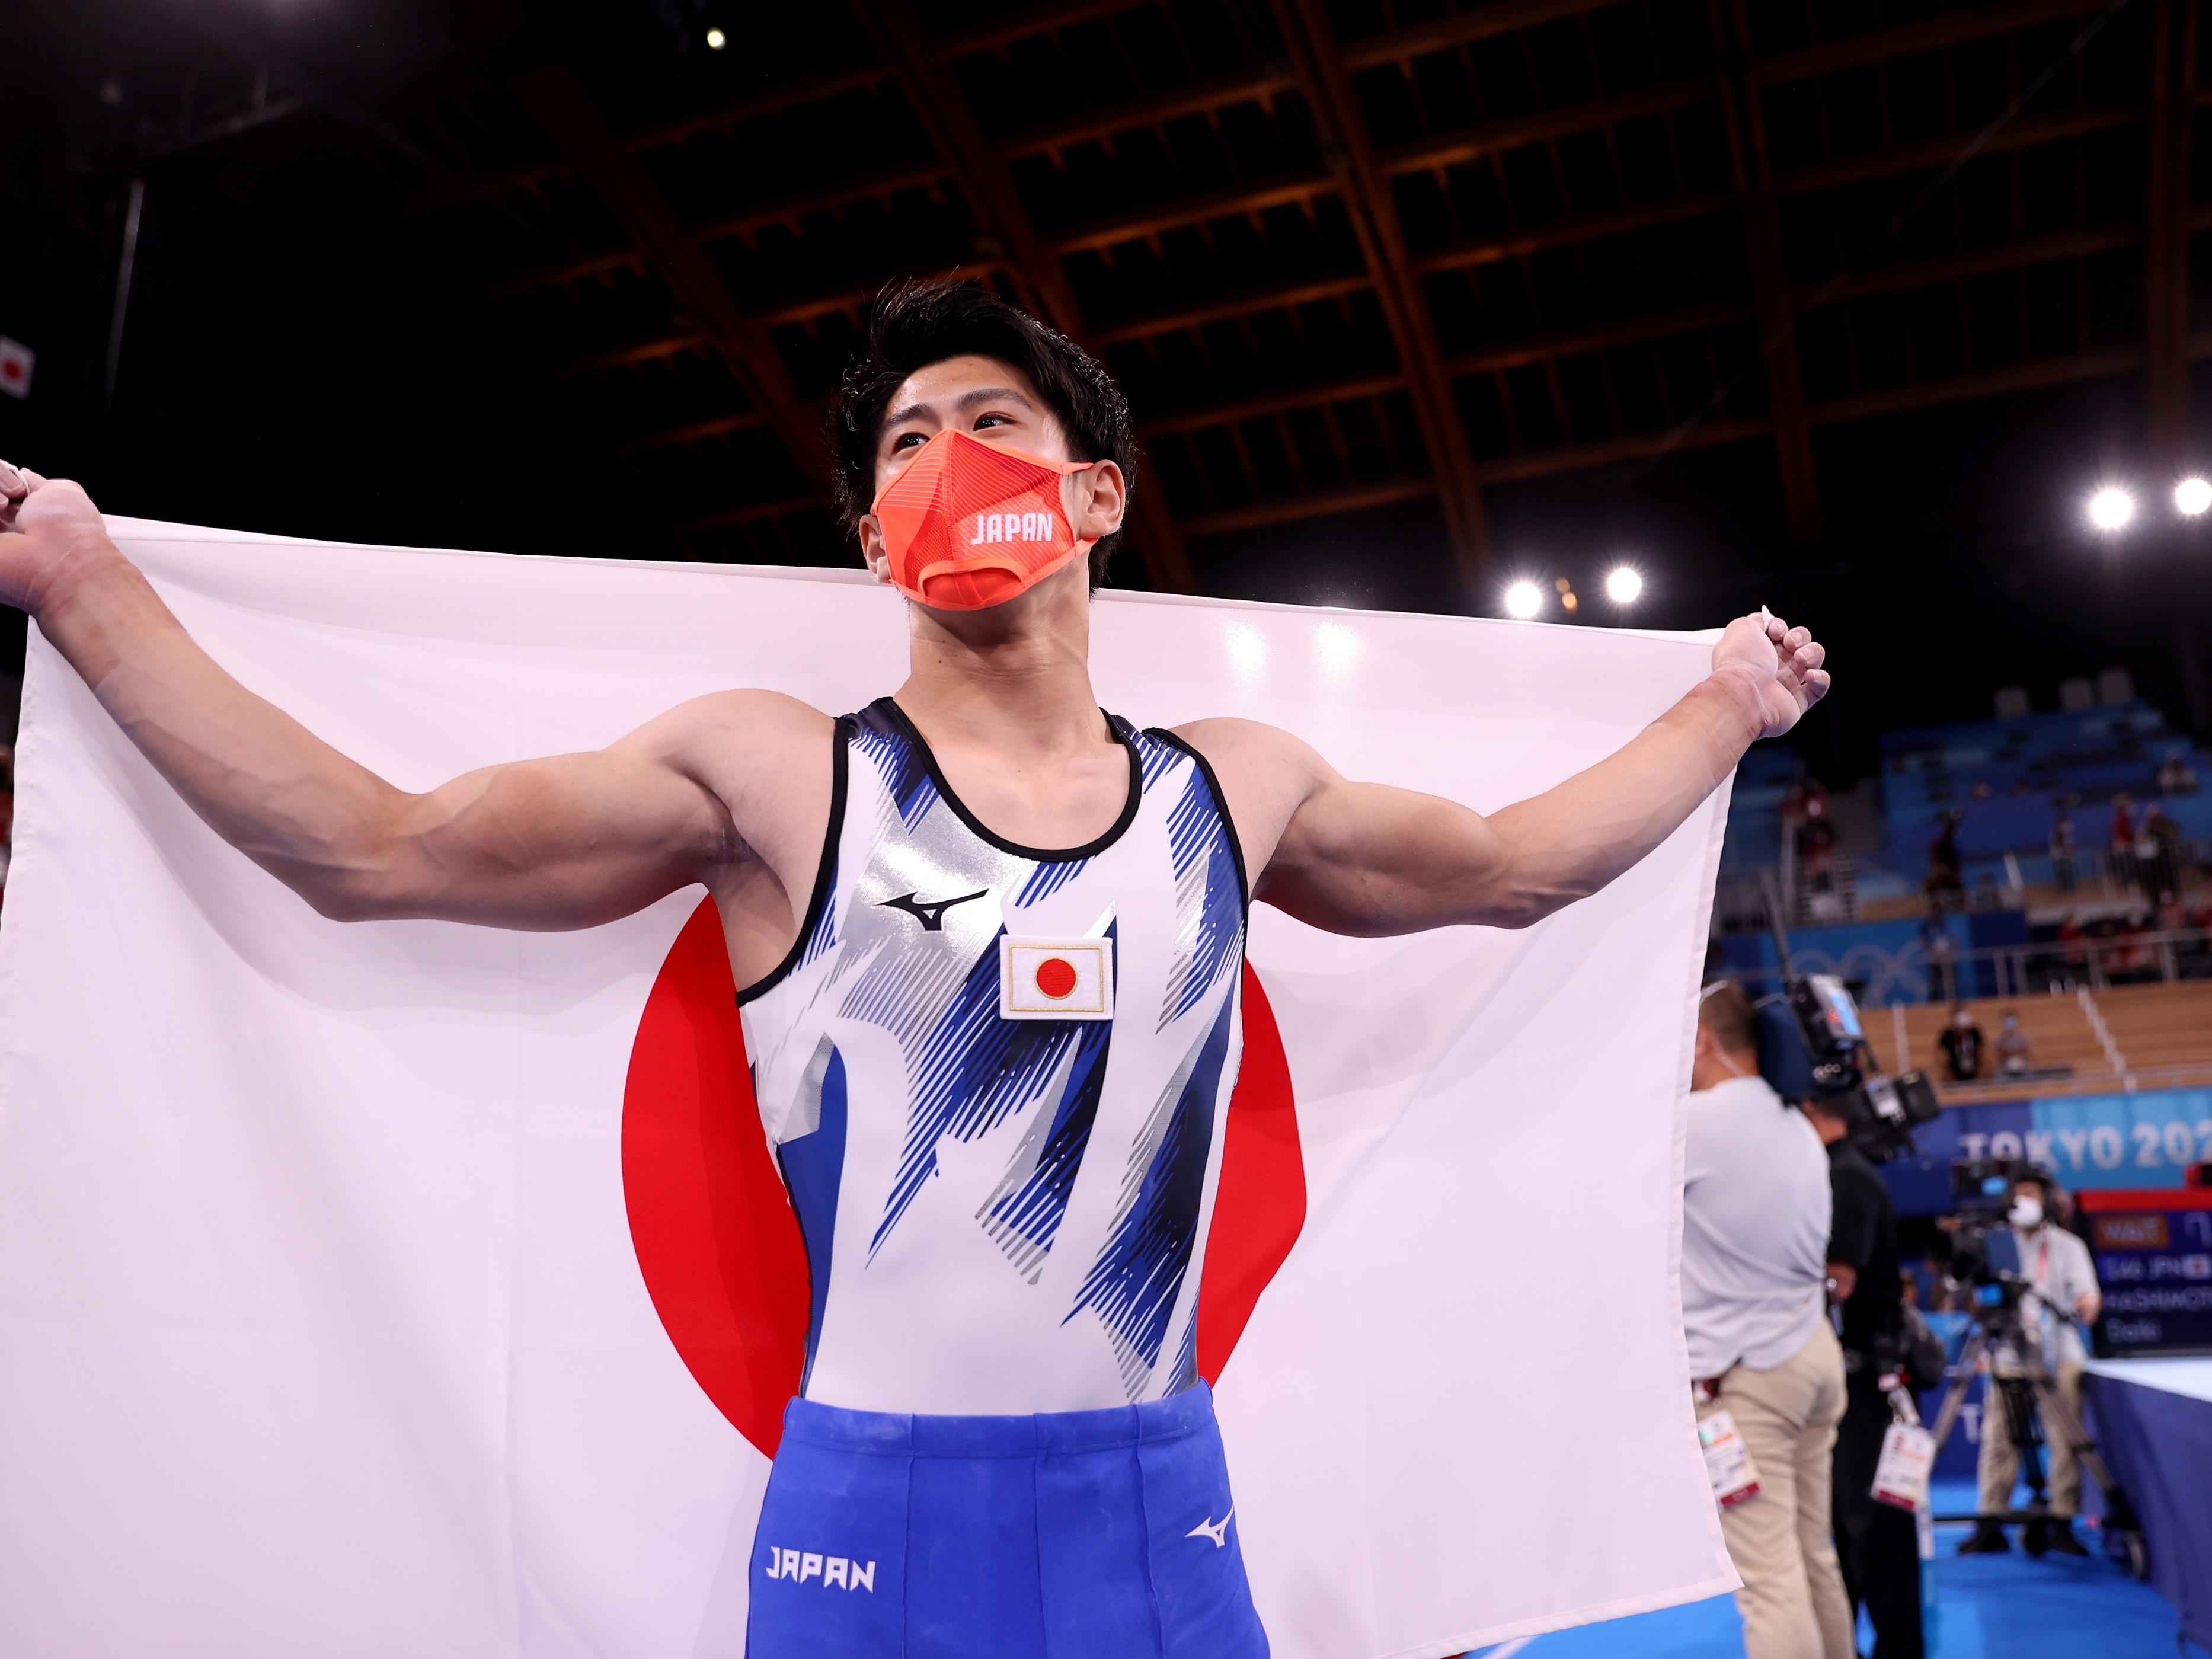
left=1799, top=1094, right=1921, bottom=1659
left=1959, top=1171, right=2100, bottom=1556
left=1683, top=984, right=1855, bottom=1659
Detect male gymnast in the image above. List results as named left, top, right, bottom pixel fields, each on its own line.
left=0, top=278, right=1829, bottom=1657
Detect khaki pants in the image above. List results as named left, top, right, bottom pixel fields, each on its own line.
left=1697, top=1324, right=1856, bottom=1659
left=1977, top=1360, right=2086, bottom=1517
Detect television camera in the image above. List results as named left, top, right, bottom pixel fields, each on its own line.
left=1747, top=928, right=1941, bottom=1162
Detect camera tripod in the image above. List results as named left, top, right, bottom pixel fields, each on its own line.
left=1923, top=1302, right=2149, bottom=1578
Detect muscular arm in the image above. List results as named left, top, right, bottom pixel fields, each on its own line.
left=1186, top=612, right=1827, bottom=935
left=0, top=471, right=814, bottom=929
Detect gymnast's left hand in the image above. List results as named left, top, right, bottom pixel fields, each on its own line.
left=1709, top=610, right=1830, bottom=741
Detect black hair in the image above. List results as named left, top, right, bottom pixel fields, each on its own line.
left=829, top=279, right=1137, bottom=588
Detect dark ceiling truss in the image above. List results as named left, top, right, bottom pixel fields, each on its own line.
left=398, top=0, right=2198, bottom=587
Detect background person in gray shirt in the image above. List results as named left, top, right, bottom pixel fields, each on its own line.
left=1683, top=983, right=1854, bottom=1659
left=1961, top=1169, right=2102, bottom=1556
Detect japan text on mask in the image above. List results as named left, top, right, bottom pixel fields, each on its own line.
left=869, top=429, right=1099, bottom=611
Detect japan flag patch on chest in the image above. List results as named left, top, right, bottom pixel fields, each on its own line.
left=999, top=936, right=1114, bottom=1021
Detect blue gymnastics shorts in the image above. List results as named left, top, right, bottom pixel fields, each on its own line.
left=744, top=1381, right=1269, bottom=1658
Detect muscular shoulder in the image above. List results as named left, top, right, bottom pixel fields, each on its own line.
left=640, top=688, right=833, bottom=747
left=621, top=688, right=837, bottom=866
left=1166, top=717, right=1331, bottom=875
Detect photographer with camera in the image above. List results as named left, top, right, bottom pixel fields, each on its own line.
left=1959, top=1171, right=2100, bottom=1556
left=1800, top=1094, right=1923, bottom=1659
left=1683, top=984, right=1855, bottom=1659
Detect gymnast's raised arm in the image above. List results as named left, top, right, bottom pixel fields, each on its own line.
left=0, top=465, right=827, bottom=933
left=1184, top=609, right=1830, bottom=937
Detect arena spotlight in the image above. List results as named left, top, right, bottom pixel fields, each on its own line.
left=2175, top=477, right=2212, bottom=517
left=2086, top=485, right=2136, bottom=532
left=1504, top=580, right=1543, bottom=620
left=705, top=25, right=727, bottom=47
left=1605, top=565, right=1643, bottom=604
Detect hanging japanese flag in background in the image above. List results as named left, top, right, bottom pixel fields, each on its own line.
left=0, top=519, right=1737, bottom=1659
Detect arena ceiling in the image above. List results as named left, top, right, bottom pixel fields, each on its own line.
left=394, top=0, right=2197, bottom=593
left=2, top=0, right=2207, bottom=746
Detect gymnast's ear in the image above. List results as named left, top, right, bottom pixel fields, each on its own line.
left=856, top=514, right=891, bottom=584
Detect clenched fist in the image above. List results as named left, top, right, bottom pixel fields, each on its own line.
left=0, top=461, right=123, bottom=618
left=1711, top=609, right=1831, bottom=740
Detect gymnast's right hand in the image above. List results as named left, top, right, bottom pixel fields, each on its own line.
left=0, top=459, right=123, bottom=618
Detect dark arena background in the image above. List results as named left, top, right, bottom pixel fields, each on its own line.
left=4, top=0, right=2211, bottom=776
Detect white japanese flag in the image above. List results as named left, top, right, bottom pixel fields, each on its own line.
left=0, top=518, right=1736, bottom=1659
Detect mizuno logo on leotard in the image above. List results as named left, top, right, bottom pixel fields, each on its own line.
left=877, top=890, right=987, bottom=931
left=762, top=1546, right=875, bottom=1591
left=1187, top=1510, right=1232, bottom=1548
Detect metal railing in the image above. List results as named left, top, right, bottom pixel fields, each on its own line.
left=1714, top=924, right=2212, bottom=1004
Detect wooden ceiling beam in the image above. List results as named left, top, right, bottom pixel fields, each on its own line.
left=512, top=66, right=832, bottom=501
left=2146, top=0, right=2194, bottom=472
left=1469, top=415, right=1769, bottom=484
left=1269, top=0, right=1496, bottom=583
left=850, top=0, right=1197, bottom=593
left=1336, top=0, right=1643, bottom=72
left=1006, top=72, right=1303, bottom=157
left=1043, top=174, right=1338, bottom=257
left=1776, top=104, right=2136, bottom=198
left=1792, top=222, right=2144, bottom=307
left=1090, top=274, right=1379, bottom=346
left=1175, top=478, right=1437, bottom=538
left=1139, top=373, right=1411, bottom=437
left=1445, top=302, right=1753, bottom=376
left=1804, top=344, right=2144, bottom=425
left=1716, top=0, right=1822, bottom=542
left=1412, top=192, right=1737, bottom=276
left=1747, top=0, right=2108, bottom=88
left=1376, top=82, right=1714, bottom=178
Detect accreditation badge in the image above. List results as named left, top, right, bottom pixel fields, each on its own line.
left=1697, top=1409, right=1762, bottom=1508
left=1871, top=1421, right=1936, bottom=1513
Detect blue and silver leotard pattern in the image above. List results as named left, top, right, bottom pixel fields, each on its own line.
left=736, top=697, right=1248, bottom=1416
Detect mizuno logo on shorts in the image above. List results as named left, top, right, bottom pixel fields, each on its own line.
left=762, top=1546, right=876, bottom=1591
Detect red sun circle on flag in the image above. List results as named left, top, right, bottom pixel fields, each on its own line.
left=619, top=898, right=1306, bottom=1459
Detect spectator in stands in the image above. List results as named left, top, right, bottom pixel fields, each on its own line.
left=2115, top=907, right=2155, bottom=982
left=2141, top=803, right=2184, bottom=899
left=1799, top=1090, right=1922, bottom=1659
left=2054, top=912, right=2087, bottom=989
left=2159, top=888, right=2189, bottom=934
left=1923, top=813, right=1964, bottom=910
left=2048, top=814, right=2077, bottom=893
left=1797, top=794, right=1836, bottom=894
left=1919, top=916, right=1958, bottom=1003
left=2109, top=794, right=2137, bottom=883
left=1682, top=983, right=1855, bottom=1659
left=1994, top=1009, right=2032, bottom=1078
left=1972, top=871, right=2000, bottom=910
left=1938, top=1005, right=1984, bottom=1081
left=1961, top=1171, right=2100, bottom=1558
left=2157, top=746, right=2200, bottom=795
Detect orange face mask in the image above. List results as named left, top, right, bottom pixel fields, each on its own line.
left=869, top=429, right=1097, bottom=611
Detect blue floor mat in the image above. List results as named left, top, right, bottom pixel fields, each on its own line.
left=1472, top=1482, right=2202, bottom=1659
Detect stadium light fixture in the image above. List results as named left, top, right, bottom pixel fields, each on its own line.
left=1605, top=565, right=1643, bottom=604
left=2086, top=485, right=2136, bottom=532
left=1504, top=580, right=1543, bottom=620
left=705, top=25, right=727, bottom=47
left=2175, top=477, right=2212, bottom=517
